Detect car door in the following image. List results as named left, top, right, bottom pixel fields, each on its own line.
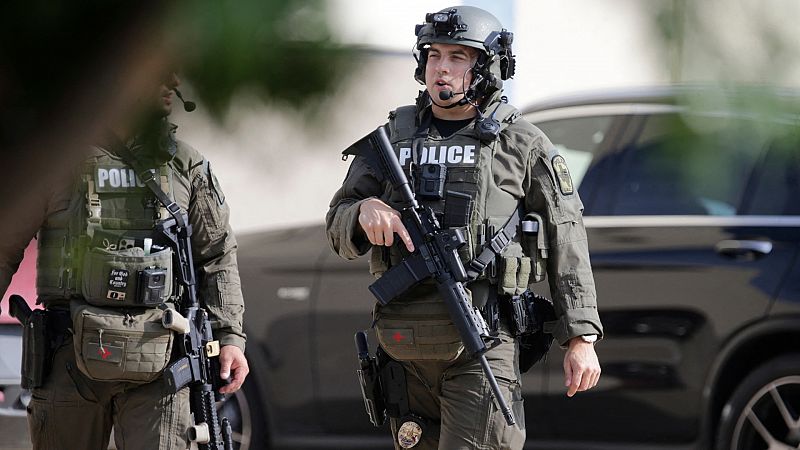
left=521, top=110, right=631, bottom=440
left=534, top=110, right=798, bottom=445
left=236, top=227, right=326, bottom=437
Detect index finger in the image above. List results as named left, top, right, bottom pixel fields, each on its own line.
left=392, top=218, right=415, bottom=252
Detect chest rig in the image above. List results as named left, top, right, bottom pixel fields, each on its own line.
left=385, top=100, right=525, bottom=279
left=36, top=145, right=176, bottom=306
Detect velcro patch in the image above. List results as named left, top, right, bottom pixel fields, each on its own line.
left=396, top=136, right=481, bottom=169
left=551, top=155, right=574, bottom=196
left=108, top=268, right=129, bottom=292
left=382, top=328, right=415, bottom=345
left=86, top=342, right=124, bottom=364
left=94, top=166, right=147, bottom=193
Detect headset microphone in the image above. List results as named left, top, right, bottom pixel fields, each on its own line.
left=173, top=88, right=196, bottom=112
left=434, top=90, right=472, bottom=110
left=439, top=90, right=469, bottom=101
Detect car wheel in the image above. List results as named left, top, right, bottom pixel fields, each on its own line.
left=716, top=354, right=800, bottom=450
left=216, top=377, right=268, bottom=450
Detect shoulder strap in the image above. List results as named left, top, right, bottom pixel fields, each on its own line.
left=113, top=144, right=187, bottom=229
left=487, top=102, right=521, bottom=134
left=390, top=105, right=419, bottom=141
left=465, top=204, right=523, bottom=280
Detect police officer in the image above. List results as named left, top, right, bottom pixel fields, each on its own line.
left=327, top=6, right=602, bottom=449
left=0, top=72, right=248, bottom=449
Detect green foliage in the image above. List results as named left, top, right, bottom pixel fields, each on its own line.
left=0, top=0, right=353, bottom=148
left=167, top=0, right=354, bottom=114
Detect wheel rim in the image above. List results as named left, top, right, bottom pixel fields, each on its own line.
left=732, top=375, right=800, bottom=450
left=216, top=389, right=254, bottom=450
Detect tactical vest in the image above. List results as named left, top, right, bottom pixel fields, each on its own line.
left=36, top=146, right=176, bottom=308
left=373, top=100, right=537, bottom=362
left=381, top=101, right=528, bottom=283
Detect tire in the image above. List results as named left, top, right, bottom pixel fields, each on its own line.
left=216, top=376, right=269, bottom=450
left=716, top=354, right=800, bottom=450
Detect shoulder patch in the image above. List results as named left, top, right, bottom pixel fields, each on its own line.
left=551, top=155, right=574, bottom=196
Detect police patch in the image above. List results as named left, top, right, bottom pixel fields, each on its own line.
left=551, top=155, right=574, bottom=196
left=396, top=136, right=481, bottom=169
left=94, top=165, right=147, bottom=193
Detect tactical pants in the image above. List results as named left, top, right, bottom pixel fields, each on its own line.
left=388, top=330, right=526, bottom=450
left=27, top=335, right=191, bottom=450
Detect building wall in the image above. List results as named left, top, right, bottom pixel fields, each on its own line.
left=176, top=0, right=799, bottom=232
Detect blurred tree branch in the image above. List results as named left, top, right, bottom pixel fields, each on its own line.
left=0, top=0, right=353, bottom=223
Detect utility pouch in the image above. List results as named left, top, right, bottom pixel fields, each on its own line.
left=522, top=213, right=548, bottom=283
left=499, top=256, right=531, bottom=296
left=374, top=286, right=464, bottom=362
left=443, top=191, right=472, bottom=229
left=81, top=247, right=173, bottom=307
left=20, top=310, right=49, bottom=389
left=70, top=301, right=174, bottom=383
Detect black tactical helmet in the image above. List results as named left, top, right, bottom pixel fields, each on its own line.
left=414, top=6, right=515, bottom=99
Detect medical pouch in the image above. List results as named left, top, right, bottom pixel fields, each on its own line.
left=374, top=284, right=464, bottom=362
left=70, top=301, right=173, bottom=383
left=81, top=247, right=173, bottom=307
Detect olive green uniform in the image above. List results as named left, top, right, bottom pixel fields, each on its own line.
left=0, top=125, right=245, bottom=449
left=327, top=98, right=603, bottom=449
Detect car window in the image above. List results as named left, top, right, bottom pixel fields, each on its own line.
left=535, top=116, right=615, bottom=189
left=610, top=113, right=765, bottom=216
left=741, top=131, right=800, bottom=216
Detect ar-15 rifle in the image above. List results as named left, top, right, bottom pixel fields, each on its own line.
left=348, top=126, right=516, bottom=426
left=134, top=168, right=233, bottom=450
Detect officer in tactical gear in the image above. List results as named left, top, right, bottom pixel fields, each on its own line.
left=0, top=72, right=248, bottom=449
left=328, top=6, right=602, bottom=449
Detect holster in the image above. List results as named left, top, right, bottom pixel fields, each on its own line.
left=378, top=348, right=409, bottom=420
left=20, top=309, right=71, bottom=389
left=500, top=291, right=556, bottom=373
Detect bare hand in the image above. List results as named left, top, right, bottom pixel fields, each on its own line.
left=563, top=338, right=601, bottom=397
left=358, top=198, right=414, bottom=252
left=218, top=345, right=249, bottom=394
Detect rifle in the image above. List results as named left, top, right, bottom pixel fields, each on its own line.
left=349, top=126, right=516, bottom=426
left=132, top=168, right=233, bottom=450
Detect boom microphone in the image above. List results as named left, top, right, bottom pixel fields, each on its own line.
left=439, top=90, right=464, bottom=101
left=174, top=88, right=196, bottom=112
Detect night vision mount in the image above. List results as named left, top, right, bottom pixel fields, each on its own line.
left=416, top=9, right=468, bottom=37
left=483, top=30, right=515, bottom=81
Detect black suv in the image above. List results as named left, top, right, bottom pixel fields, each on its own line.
left=217, top=86, right=800, bottom=449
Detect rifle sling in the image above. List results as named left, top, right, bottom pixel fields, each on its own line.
left=466, top=205, right=522, bottom=281
left=112, top=143, right=187, bottom=229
